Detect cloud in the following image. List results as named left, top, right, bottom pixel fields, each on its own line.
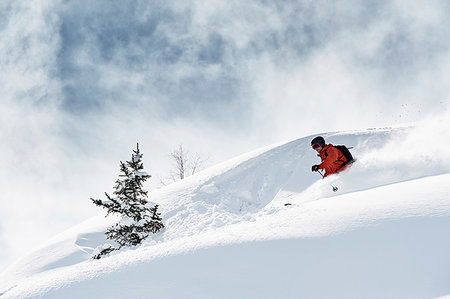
left=0, top=0, right=64, bottom=269
left=50, top=0, right=450, bottom=138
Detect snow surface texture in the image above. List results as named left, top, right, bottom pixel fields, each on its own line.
left=1, top=126, right=450, bottom=299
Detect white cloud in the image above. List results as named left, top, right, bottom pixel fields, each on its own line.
left=0, top=0, right=63, bottom=270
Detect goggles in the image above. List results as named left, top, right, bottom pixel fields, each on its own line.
left=312, top=143, right=321, bottom=149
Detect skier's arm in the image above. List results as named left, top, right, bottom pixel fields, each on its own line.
left=319, top=147, right=343, bottom=174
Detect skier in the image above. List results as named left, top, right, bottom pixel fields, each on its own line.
left=311, top=136, right=353, bottom=178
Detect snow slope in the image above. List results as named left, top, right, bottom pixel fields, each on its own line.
left=1, top=126, right=449, bottom=299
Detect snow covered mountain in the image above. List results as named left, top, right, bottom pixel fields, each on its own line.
left=1, top=126, right=449, bottom=299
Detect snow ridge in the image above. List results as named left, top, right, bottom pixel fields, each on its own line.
left=1, top=126, right=450, bottom=299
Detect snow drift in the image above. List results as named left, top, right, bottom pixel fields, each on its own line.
left=1, top=125, right=449, bottom=299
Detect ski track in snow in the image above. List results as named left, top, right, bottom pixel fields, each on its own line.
left=1, top=126, right=450, bottom=298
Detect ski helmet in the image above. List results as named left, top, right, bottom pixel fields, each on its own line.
left=311, top=136, right=325, bottom=146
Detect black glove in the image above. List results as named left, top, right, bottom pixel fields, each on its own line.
left=312, top=165, right=320, bottom=172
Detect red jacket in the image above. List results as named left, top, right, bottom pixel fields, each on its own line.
left=318, top=144, right=349, bottom=177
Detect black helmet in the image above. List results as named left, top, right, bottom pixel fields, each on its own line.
left=311, top=136, right=325, bottom=146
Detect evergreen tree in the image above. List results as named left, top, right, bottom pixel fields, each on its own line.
left=91, top=143, right=164, bottom=259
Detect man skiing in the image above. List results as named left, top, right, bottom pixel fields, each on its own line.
left=311, top=136, right=353, bottom=178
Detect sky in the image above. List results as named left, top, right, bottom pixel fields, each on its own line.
left=0, top=0, right=449, bottom=271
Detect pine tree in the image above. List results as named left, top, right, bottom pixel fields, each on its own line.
left=91, top=143, right=164, bottom=259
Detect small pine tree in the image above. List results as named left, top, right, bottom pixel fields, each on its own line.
left=91, top=143, right=164, bottom=259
